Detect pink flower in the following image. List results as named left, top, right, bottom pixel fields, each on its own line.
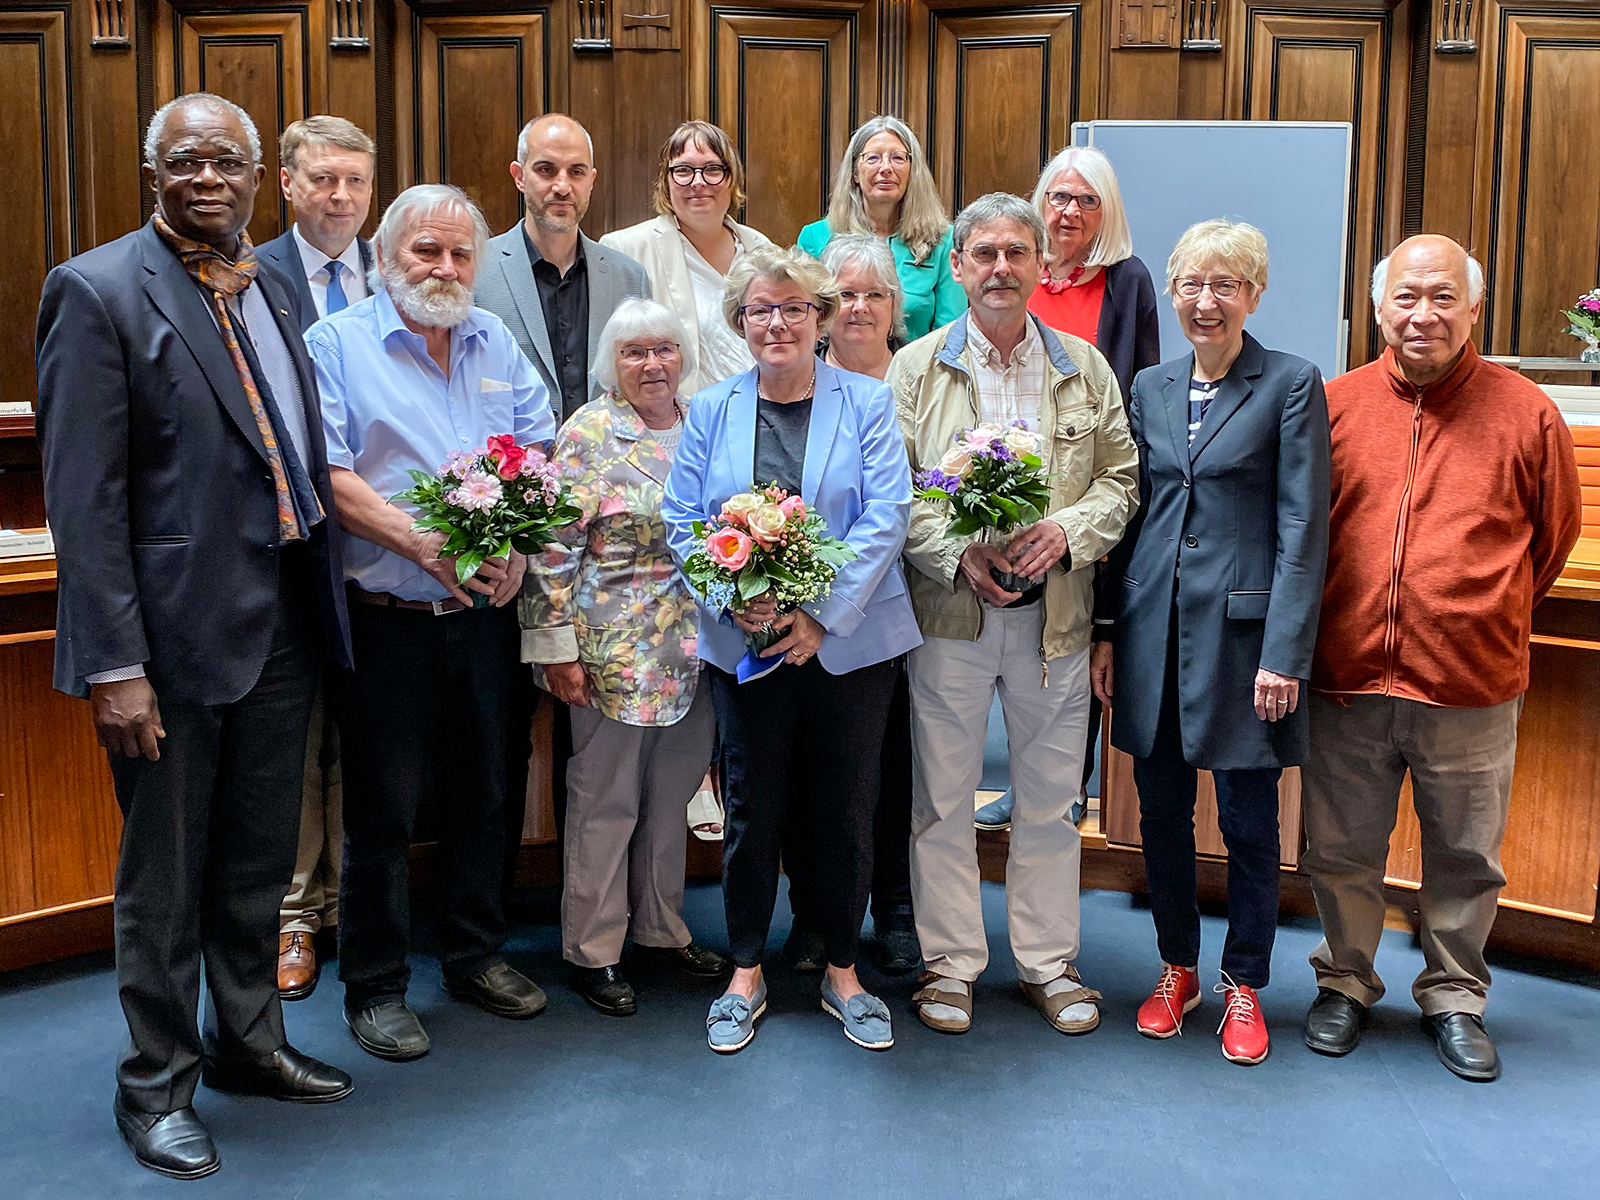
left=778, top=495, right=806, bottom=521
left=599, top=495, right=626, bottom=518
left=451, top=471, right=503, bottom=513
left=1581, top=296, right=1600, bottom=313
left=707, top=528, right=753, bottom=569
left=495, top=445, right=527, bottom=480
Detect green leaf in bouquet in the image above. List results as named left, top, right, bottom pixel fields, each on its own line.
left=440, top=530, right=472, bottom=556
left=691, top=520, right=707, bottom=538
left=947, top=512, right=982, bottom=537
left=1012, top=499, right=1044, bottom=526
left=812, top=541, right=858, bottom=567
left=993, top=496, right=1021, bottom=524
left=456, top=546, right=487, bottom=583
left=736, top=568, right=771, bottom=602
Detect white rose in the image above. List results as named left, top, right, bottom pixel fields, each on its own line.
left=1003, top=426, right=1042, bottom=455
left=939, top=447, right=975, bottom=479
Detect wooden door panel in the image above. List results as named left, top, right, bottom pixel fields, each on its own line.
left=414, top=12, right=547, bottom=238
left=1227, top=2, right=1410, bottom=369
left=0, top=9, right=71, bottom=414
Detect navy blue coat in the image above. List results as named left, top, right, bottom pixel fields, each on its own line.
left=255, top=229, right=374, bottom=332
left=1098, top=332, right=1330, bottom=770
left=1095, top=255, right=1163, bottom=407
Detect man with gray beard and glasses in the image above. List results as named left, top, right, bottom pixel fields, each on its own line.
left=306, top=184, right=557, bottom=1062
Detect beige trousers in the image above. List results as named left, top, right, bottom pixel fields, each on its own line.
left=280, top=688, right=342, bottom=935
left=908, top=604, right=1090, bottom=985
left=561, top=686, right=716, bottom=969
left=1301, top=692, right=1521, bottom=1016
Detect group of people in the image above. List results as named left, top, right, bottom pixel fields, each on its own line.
left=33, top=91, right=1582, bottom=1181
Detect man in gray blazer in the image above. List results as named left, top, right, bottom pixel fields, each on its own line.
left=476, top=113, right=650, bottom=425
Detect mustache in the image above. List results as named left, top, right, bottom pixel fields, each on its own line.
left=981, top=276, right=1021, bottom=292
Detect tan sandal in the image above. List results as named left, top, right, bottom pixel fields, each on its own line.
left=913, top=971, right=972, bottom=1034
left=1020, top=965, right=1102, bottom=1034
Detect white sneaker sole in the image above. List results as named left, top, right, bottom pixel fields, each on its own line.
left=1137, top=992, right=1202, bottom=1040
left=708, top=1001, right=765, bottom=1054
left=822, top=998, right=894, bottom=1050
left=1222, top=1042, right=1270, bottom=1065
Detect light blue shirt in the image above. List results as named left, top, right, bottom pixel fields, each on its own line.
left=308, top=288, right=557, bottom=601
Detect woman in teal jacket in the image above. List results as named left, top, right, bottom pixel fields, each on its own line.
left=796, top=116, right=965, bottom=341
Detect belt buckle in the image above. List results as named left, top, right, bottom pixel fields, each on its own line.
left=430, top=598, right=458, bottom=616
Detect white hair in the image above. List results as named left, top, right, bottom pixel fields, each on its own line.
left=1031, top=146, right=1133, bottom=268
left=820, top=232, right=907, bottom=339
left=593, top=298, right=696, bottom=394
left=144, top=93, right=261, bottom=167
left=517, top=114, right=594, bottom=164
left=1371, top=249, right=1485, bottom=306
left=369, top=184, right=491, bottom=290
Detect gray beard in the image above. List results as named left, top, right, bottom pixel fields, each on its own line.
left=383, top=263, right=474, bottom=328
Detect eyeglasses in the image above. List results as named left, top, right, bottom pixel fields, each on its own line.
left=1046, top=190, right=1101, bottom=212
left=960, top=243, right=1037, bottom=268
left=161, top=155, right=254, bottom=180
left=1173, top=278, right=1248, bottom=300
left=619, top=342, right=681, bottom=365
left=668, top=163, right=730, bottom=187
left=859, top=151, right=910, bottom=170
left=839, top=290, right=891, bottom=306
left=740, top=301, right=818, bottom=326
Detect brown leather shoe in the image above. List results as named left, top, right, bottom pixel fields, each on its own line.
left=278, top=931, right=319, bottom=1001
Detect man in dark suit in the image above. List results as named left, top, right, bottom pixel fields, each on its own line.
left=255, top=115, right=376, bottom=331
left=35, top=91, right=356, bottom=1181
left=254, top=115, right=375, bottom=1002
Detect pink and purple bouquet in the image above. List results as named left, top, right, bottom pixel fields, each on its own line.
left=1563, top=287, right=1600, bottom=351
left=394, top=433, right=581, bottom=586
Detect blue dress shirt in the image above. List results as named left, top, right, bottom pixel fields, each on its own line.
left=308, top=288, right=557, bottom=601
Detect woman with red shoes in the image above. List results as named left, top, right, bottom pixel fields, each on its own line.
left=1090, top=219, right=1330, bottom=1064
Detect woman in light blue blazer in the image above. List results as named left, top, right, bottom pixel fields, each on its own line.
left=663, top=245, right=920, bottom=1055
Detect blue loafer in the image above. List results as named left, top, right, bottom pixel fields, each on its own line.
left=820, top=980, right=894, bottom=1050
left=974, top=790, right=1013, bottom=831
left=707, top=980, right=766, bottom=1054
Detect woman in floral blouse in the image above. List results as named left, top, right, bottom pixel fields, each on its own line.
left=522, top=298, right=731, bottom=1018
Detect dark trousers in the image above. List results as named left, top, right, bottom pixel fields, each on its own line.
left=712, top=657, right=897, bottom=969
left=109, top=547, right=319, bottom=1114
left=1133, top=638, right=1283, bottom=988
left=332, top=601, right=517, bottom=1009
left=785, top=656, right=914, bottom=931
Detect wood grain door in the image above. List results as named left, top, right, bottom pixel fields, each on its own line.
left=693, top=2, right=874, bottom=248
left=1226, top=1, right=1411, bottom=369
left=908, top=2, right=1102, bottom=216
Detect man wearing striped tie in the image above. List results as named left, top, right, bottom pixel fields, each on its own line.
left=256, top=116, right=376, bottom=1002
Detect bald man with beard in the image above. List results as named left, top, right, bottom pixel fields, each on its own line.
left=1299, top=235, right=1581, bottom=1081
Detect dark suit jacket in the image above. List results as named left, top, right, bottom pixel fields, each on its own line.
left=1095, top=255, right=1162, bottom=407
left=35, top=220, right=353, bottom=703
left=255, top=228, right=374, bottom=332
left=1098, top=332, right=1330, bottom=770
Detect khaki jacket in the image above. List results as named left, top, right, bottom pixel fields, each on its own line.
left=887, top=312, right=1139, bottom=671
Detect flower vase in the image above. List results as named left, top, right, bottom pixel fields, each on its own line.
left=1582, top=339, right=1600, bottom=365
left=982, top=526, right=1034, bottom=598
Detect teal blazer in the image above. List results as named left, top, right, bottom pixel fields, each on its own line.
left=797, top=219, right=967, bottom=341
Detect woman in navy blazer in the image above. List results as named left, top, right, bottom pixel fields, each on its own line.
left=1091, top=220, right=1330, bottom=1066
left=663, top=245, right=920, bottom=1055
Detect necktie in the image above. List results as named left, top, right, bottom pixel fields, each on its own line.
left=324, top=259, right=349, bottom=314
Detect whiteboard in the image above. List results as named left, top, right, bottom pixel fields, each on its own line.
left=1072, top=120, right=1352, bottom=379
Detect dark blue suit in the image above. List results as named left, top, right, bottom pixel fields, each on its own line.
left=255, top=228, right=374, bottom=332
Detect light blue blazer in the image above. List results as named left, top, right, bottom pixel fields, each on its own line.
left=663, top=358, right=922, bottom=675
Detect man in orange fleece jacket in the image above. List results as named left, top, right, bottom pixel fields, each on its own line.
left=1299, top=235, right=1581, bottom=1082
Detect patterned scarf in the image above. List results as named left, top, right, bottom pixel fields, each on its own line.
left=152, top=213, right=322, bottom=541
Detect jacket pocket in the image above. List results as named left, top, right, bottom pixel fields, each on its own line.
left=131, top=536, right=190, bottom=546
left=1226, top=590, right=1271, bottom=620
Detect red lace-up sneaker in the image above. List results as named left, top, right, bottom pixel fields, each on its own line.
left=1136, top=964, right=1201, bottom=1039
left=1216, top=975, right=1269, bottom=1065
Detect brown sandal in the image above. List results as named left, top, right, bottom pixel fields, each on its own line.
left=1020, top=965, right=1102, bottom=1034
left=913, top=971, right=973, bottom=1034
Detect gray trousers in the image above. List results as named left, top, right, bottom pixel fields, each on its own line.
left=562, top=686, right=716, bottom=968
left=1301, top=692, right=1521, bottom=1016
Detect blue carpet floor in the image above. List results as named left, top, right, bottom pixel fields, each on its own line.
left=3, top=883, right=1597, bottom=1199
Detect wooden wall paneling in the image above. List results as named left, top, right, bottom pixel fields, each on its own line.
left=695, top=3, right=873, bottom=249
left=909, top=3, right=1100, bottom=216
left=73, top=0, right=142, bottom=250
left=326, top=3, right=380, bottom=240
left=1472, top=6, right=1600, bottom=359
left=1226, top=2, right=1411, bottom=369
left=413, top=9, right=549, bottom=239
left=0, top=7, right=72, bottom=414
left=1415, top=7, right=1478, bottom=247
left=573, top=46, right=686, bottom=236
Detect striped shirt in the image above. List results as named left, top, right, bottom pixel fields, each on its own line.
left=1188, top=377, right=1221, bottom=447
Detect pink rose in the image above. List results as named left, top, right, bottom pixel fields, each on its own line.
left=778, top=495, right=806, bottom=521
left=707, top=528, right=753, bottom=569
left=495, top=445, right=527, bottom=480
left=745, top=504, right=787, bottom=548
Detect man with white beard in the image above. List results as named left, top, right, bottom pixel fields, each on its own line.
left=307, top=184, right=557, bottom=1062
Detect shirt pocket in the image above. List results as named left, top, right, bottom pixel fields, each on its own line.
left=475, top=390, right=516, bottom=438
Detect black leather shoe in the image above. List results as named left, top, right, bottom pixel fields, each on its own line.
left=444, top=960, right=548, bottom=1019
left=638, top=941, right=732, bottom=978
left=344, top=999, right=431, bottom=1061
left=573, top=964, right=637, bottom=1016
left=873, top=922, right=922, bottom=974
left=113, top=1093, right=219, bottom=1180
left=1423, top=1011, right=1501, bottom=1082
left=1304, top=988, right=1367, bottom=1056
left=783, top=921, right=826, bottom=973
left=202, top=1045, right=354, bottom=1103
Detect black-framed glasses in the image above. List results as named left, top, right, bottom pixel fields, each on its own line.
left=161, top=154, right=254, bottom=180
left=1046, top=189, right=1101, bottom=212
left=740, top=301, right=817, bottom=326
left=960, top=243, right=1036, bottom=268
left=1173, top=277, right=1247, bottom=300
left=668, top=162, right=730, bottom=187
left=859, top=151, right=910, bottom=169
left=618, top=342, right=681, bottom=365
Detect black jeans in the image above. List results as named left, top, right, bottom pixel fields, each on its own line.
left=1133, top=636, right=1283, bottom=988
left=712, top=657, right=897, bottom=969
left=109, top=546, right=319, bottom=1113
left=332, top=600, right=517, bottom=1009
left=785, top=656, right=914, bottom=932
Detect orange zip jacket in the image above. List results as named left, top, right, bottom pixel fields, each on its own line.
left=1311, top=342, right=1581, bottom=707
